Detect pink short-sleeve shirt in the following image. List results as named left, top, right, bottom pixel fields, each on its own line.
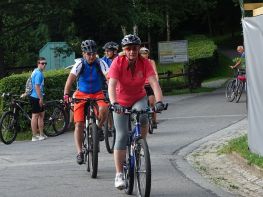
left=108, top=55, right=155, bottom=107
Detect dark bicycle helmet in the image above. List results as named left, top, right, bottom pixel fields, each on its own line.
left=121, top=34, right=141, bottom=47
left=102, top=41, right=119, bottom=50
left=81, top=40, right=97, bottom=53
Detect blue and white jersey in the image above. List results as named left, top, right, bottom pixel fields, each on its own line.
left=30, top=68, right=44, bottom=98
left=70, top=58, right=108, bottom=94
left=101, top=56, right=112, bottom=68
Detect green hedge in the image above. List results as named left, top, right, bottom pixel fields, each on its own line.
left=187, top=34, right=217, bottom=59
left=0, top=69, right=70, bottom=113
left=185, top=35, right=218, bottom=88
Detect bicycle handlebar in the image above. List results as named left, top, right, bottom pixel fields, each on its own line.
left=1, top=92, right=21, bottom=99
left=109, top=103, right=168, bottom=114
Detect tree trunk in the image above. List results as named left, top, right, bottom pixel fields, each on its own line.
left=147, top=31, right=151, bottom=50
left=132, top=0, right=138, bottom=36
left=121, top=25, right=127, bottom=36
left=166, top=9, right=170, bottom=41
left=133, top=24, right=138, bottom=35
left=146, top=0, right=151, bottom=51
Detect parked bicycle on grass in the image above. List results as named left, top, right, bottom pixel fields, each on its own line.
left=0, top=93, right=67, bottom=144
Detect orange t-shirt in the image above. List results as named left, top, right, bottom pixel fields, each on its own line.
left=108, top=55, right=155, bottom=107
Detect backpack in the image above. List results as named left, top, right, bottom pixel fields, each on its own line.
left=25, top=76, right=33, bottom=96
left=20, top=74, right=33, bottom=98
left=77, top=59, right=107, bottom=89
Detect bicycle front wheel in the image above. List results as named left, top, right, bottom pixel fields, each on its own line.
left=0, top=111, right=18, bottom=145
left=135, top=139, right=151, bottom=197
left=104, top=111, right=116, bottom=153
left=225, top=79, right=236, bottom=102
left=88, top=122, right=99, bottom=178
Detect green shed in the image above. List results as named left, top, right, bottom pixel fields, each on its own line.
left=39, top=42, right=75, bottom=71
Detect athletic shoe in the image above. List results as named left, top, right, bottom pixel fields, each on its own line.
left=38, top=134, right=47, bottom=141
left=31, top=136, right=39, bottom=142
left=114, top=173, right=125, bottom=190
left=76, top=152, right=84, bottom=165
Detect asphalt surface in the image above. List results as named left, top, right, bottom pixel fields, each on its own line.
left=0, top=88, right=247, bottom=197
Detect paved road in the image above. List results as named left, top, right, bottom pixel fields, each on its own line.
left=0, top=88, right=246, bottom=197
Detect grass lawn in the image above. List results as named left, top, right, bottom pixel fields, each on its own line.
left=220, top=135, right=263, bottom=169
left=16, top=130, right=32, bottom=141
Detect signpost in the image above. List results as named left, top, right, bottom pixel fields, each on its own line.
left=158, top=40, right=188, bottom=64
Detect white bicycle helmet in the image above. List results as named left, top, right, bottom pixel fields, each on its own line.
left=139, top=47, right=149, bottom=54
left=121, top=34, right=141, bottom=47
left=81, top=40, right=97, bottom=53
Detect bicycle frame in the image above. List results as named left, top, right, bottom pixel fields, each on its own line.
left=9, top=97, right=31, bottom=122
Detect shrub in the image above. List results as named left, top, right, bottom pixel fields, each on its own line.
left=0, top=68, right=70, bottom=113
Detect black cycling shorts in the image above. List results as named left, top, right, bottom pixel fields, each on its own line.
left=144, top=85, right=154, bottom=96
left=29, top=96, right=44, bottom=113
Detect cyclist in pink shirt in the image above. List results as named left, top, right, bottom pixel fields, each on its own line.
left=108, top=34, right=165, bottom=190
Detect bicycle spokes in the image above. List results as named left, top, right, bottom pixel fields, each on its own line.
left=0, top=111, right=17, bottom=144
left=135, top=140, right=151, bottom=197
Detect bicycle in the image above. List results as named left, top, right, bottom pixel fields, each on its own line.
left=111, top=104, right=168, bottom=197
left=44, top=99, right=68, bottom=136
left=72, top=97, right=107, bottom=178
left=0, top=93, right=67, bottom=144
left=225, top=69, right=246, bottom=103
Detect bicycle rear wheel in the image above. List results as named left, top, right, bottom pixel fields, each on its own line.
left=135, top=139, right=151, bottom=197
left=104, top=111, right=116, bottom=153
left=235, top=81, right=244, bottom=103
left=124, top=145, right=134, bottom=195
left=225, top=79, right=236, bottom=102
left=44, top=105, right=68, bottom=136
left=88, top=121, right=99, bottom=178
left=0, top=111, right=18, bottom=145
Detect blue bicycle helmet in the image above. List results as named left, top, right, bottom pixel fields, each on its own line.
left=103, top=41, right=119, bottom=50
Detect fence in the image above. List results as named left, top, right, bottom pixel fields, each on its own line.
left=158, top=62, right=202, bottom=92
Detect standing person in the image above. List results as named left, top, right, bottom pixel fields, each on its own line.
left=230, top=45, right=246, bottom=74
left=64, top=40, right=109, bottom=165
left=108, top=34, right=165, bottom=189
left=30, top=57, right=47, bottom=141
left=101, top=41, right=119, bottom=67
left=140, top=47, right=159, bottom=128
